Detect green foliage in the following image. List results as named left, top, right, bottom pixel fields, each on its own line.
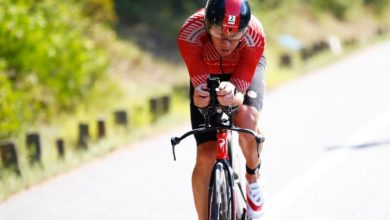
left=0, top=0, right=109, bottom=138
left=0, top=74, right=31, bottom=139
left=254, top=0, right=283, bottom=9
left=363, top=0, right=390, bottom=14
left=76, top=0, right=118, bottom=25
left=115, top=0, right=204, bottom=33
left=303, top=0, right=353, bottom=19
left=303, top=0, right=389, bottom=19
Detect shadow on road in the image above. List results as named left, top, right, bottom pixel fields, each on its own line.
left=326, top=139, right=390, bottom=151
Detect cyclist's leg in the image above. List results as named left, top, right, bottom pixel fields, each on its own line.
left=234, top=56, right=266, bottom=218
left=190, top=83, right=218, bottom=220
left=234, top=55, right=266, bottom=183
left=192, top=141, right=216, bottom=220
left=234, top=105, right=263, bottom=182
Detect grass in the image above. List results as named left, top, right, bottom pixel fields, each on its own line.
left=0, top=90, right=190, bottom=201
left=264, top=31, right=390, bottom=90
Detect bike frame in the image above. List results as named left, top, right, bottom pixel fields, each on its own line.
left=216, top=131, right=229, bottom=160
left=210, top=129, right=237, bottom=219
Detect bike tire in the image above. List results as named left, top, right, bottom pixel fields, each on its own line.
left=208, top=162, right=235, bottom=220
left=227, top=131, right=249, bottom=220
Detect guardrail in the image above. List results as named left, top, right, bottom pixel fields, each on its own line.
left=0, top=91, right=185, bottom=176
left=278, top=25, right=390, bottom=68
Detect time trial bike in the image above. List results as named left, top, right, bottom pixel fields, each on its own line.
left=171, top=77, right=265, bottom=220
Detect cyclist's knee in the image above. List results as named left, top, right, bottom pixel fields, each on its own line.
left=235, top=105, right=260, bottom=130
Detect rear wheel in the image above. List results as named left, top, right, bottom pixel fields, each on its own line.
left=208, top=162, right=235, bottom=220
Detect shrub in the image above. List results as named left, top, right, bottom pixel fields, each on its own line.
left=0, top=0, right=109, bottom=137
left=0, top=74, right=31, bottom=139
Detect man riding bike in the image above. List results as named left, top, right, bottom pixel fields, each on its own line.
left=177, top=0, right=266, bottom=219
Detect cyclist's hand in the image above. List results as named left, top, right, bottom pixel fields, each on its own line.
left=216, top=81, right=236, bottom=106
left=193, top=84, right=210, bottom=108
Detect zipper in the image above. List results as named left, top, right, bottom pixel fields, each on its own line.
left=219, top=56, right=225, bottom=74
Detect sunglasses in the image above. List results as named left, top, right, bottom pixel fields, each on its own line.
left=209, top=25, right=247, bottom=41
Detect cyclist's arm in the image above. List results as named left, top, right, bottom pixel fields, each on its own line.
left=194, top=84, right=210, bottom=108
left=177, top=37, right=209, bottom=88
left=231, top=46, right=264, bottom=93
left=216, top=81, right=244, bottom=107
left=233, top=89, right=244, bottom=107
left=231, top=17, right=266, bottom=93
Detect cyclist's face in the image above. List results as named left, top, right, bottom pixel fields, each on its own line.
left=209, top=25, right=246, bottom=57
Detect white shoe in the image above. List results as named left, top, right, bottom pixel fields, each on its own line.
left=246, top=179, right=266, bottom=219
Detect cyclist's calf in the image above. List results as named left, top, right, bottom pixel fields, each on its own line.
left=193, top=141, right=218, bottom=220
left=234, top=105, right=263, bottom=181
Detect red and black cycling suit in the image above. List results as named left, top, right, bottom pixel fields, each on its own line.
left=177, top=8, right=266, bottom=145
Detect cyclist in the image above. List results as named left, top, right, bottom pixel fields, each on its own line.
left=177, top=0, right=267, bottom=219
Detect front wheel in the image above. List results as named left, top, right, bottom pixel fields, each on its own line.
left=228, top=132, right=249, bottom=220
left=208, top=162, right=235, bottom=220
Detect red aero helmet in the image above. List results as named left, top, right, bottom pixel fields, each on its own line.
left=205, top=0, right=251, bottom=34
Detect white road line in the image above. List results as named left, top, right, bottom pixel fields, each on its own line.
left=264, top=104, right=390, bottom=220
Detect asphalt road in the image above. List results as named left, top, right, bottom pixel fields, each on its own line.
left=1, top=41, right=390, bottom=220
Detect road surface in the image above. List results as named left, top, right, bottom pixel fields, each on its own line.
left=1, top=41, right=390, bottom=220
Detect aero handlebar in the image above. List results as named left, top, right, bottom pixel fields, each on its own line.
left=170, top=126, right=265, bottom=161
left=170, top=76, right=265, bottom=161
